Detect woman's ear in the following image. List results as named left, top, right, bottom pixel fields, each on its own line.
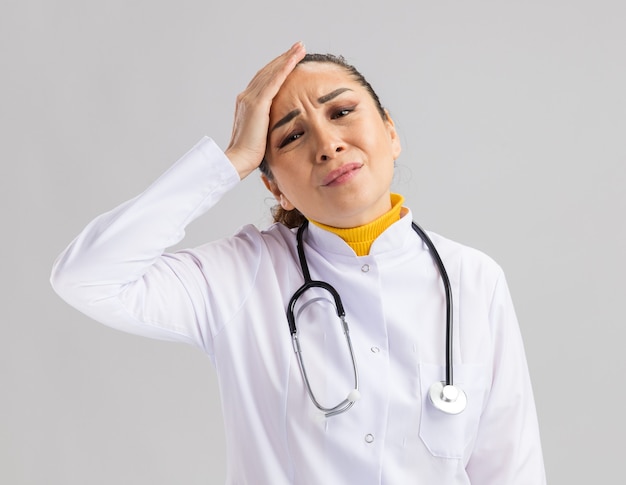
left=384, top=109, right=402, bottom=160
left=261, top=174, right=295, bottom=211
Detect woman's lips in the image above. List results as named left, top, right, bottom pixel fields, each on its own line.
left=322, top=163, right=363, bottom=186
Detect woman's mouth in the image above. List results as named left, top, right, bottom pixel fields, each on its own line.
left=322, top=163, right=363, bottom=186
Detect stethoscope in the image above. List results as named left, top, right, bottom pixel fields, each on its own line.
left=287, top=220, right=467, bottom=418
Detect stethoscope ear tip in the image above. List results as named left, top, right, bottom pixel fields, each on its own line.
left=428, top=381, right=467, bottom=415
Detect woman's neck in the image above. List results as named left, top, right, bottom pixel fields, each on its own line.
left=309, top=194, right=405, bottom=256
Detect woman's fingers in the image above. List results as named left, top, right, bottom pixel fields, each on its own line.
left=226, top=42, right=306, bottom=180
left=246, top=42, right=305, bottom=101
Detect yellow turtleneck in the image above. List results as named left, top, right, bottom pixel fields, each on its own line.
left=310, top=194, right=405, bottom=256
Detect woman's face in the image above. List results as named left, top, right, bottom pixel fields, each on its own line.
left=263, top=62, right=402, bottom=228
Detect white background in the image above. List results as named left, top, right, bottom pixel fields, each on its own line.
left=2, top=0, right=625, bottom=483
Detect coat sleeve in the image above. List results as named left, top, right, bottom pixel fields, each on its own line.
left=466, top=271, right=546, bottom=484
left=50, top=137, right=245, bottom=355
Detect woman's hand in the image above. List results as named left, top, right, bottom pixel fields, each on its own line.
left=225, top=42, right=306, bottom=180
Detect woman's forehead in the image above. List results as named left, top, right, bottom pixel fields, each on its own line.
left=272, top=63, right=360, bottom=107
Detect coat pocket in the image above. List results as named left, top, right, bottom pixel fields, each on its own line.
left=418, top=363, right=490, bottom=459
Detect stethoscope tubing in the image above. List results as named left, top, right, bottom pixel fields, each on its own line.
left=289, top=221, right=359, bottom=417
left=288, top=219, right=459, bottom=416
left=410, top=222, right=454, bottom=387
left=293, top=220, right=455, bottom=387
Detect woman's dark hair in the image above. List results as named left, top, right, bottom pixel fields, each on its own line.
left=260, top=53, right=387, bottom=228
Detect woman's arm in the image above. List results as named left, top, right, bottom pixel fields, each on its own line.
left=50, top=43, right=306, bottom=350
left=50, top=138, right=240, bottom=348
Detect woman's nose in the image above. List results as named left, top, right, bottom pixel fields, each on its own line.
left=314, top=126, right=345, bottom=162
left=320, top=146, right=344, bottom=162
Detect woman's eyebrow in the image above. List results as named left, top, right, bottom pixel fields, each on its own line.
left=271, top=109, right=301, bottom=133
left=317, top=87, right=352, bottom=104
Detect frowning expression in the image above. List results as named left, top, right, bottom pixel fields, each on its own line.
left=263, top=62, right=401, bottom=228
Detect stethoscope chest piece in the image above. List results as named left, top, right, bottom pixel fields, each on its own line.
left=428, top=381, right=467, bottom=415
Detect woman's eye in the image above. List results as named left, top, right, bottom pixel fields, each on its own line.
left=333, top=109, right=349, bottom=119
left=332, top=107, right=354, bottom=119
left=279, top=132, right=302, bottom=148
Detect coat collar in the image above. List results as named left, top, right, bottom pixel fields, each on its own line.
left=304, top=208, right=418, bottom=258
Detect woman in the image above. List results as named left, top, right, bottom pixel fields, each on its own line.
left=51, top=42, right=545, bottom=484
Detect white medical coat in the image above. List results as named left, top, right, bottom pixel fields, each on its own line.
left=51, top=137, right=546, bottom=484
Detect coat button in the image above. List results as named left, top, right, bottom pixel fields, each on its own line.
left=364, top=434, right=375, bottom=443
left=370, top=346, right=380, bottom=353
left=361, top=264, right=370, bottom=273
